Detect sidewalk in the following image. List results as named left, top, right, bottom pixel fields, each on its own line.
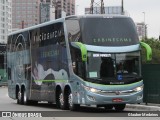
left=126, top=103, right=160, bottom=111
left=0, top=82, right=7, bottom=87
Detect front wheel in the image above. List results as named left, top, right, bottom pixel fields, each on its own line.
left=114, top=104, right=126, bottom=111
left=56, top=89, right=68, bottom=109
left=68, top=91, right=80, bottom=111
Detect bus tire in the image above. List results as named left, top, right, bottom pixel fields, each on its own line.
left=21, top=88, right=30, bottom=105
left=17, top=90, right=22, bottom=104
left=56, top=89, right=61, bottom=108
left=114, top=104, right=126, bottom=111
left=21, top=88, right=38, bottom=105
left=56, top=89, right=66, bottom=109
left=56, top=88, right=69, bottom=110
left=59, top=90, right=68, bottom=110
left=68, top=90, right=80, bottom=111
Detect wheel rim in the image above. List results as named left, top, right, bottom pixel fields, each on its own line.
left=68, top=93, right=73, bottom=108
left=18, top=91, right=21, bottom=101
left=23, top=90, right=27, bottom=104
left=59, top=93, right=64, bottom=106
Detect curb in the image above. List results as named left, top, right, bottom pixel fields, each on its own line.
left=126, top=104, right=160, bottom=111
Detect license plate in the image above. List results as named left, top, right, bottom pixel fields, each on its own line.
left=112, top=98, right=123, bottom=102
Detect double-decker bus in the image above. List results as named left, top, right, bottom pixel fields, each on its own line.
left=7, top=15, right=152, bottom=111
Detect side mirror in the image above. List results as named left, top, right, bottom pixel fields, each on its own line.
left=71, top=42, right=87, bottom=62
left=140, top=42, right=152, bottom=61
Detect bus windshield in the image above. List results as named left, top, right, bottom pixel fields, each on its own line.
left=86, top=51, right=141, bottom=80
left=79, top=17, right=139, bottom=46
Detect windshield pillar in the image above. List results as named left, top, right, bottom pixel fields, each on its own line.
left=70, top=46, right=86, bottom=79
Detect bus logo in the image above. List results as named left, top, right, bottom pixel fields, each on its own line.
left=115, top=91, right=120, bottom=95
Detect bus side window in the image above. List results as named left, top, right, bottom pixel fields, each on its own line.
left=7, top=67, right=11, bottom=80
left=76, top=60, right=85, bottom=79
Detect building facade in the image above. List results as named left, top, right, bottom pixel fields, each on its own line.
left=12, top=0, right=75, bottom=30
left=40, top=0, right=75, bottom=20
left=0, top=0, right=12, bottom=43
left=12, top=0, right=41, bottom=31
left=85, top=6, right=147, bottom=41
left=51, top=0, right=75, bottom=19
left=136, top=22, right=147, bottom=40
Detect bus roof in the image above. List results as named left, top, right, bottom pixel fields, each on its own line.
left=8, top=17, right=65, bottom=36
left=9, top=14, right=130, bottom=36
left=66, top=14, right=129, bottom=19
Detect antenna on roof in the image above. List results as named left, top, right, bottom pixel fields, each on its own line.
left=90, top=0, right=105, bottom=14
left=121, top=0, right=124, bottom=15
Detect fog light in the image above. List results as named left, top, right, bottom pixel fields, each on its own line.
left=87, top=95, right=96, bottom=101
left=137, top=95, right=143, bottom=100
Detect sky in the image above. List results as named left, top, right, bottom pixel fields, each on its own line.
left=75, top=0, right=160, bottom=39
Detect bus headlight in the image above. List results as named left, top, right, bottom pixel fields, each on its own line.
left=83, top=85, right=101, bottom=93
left=133, top=85, right=143, bottom=92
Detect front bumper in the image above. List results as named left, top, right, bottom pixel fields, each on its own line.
left=83, top=89, right=143, bottom=105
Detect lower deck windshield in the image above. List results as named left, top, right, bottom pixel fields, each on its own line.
left=87, top=51, right=141, bottom=80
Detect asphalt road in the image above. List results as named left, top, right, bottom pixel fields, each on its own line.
left=0, top=86, right=159, bottom=120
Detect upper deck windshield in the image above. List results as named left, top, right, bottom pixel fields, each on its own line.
left=79, top=17, right=139, bottom=46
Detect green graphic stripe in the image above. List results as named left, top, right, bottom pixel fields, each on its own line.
left=75, top=42, right=87, bottom=61
left=140, top=42, right=152, bottom=61
left=34, top=79, right=67, bottom=83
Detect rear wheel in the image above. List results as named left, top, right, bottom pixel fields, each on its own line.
left=56, top=90, right=61, bottom=108
left=59, top=91, right=65, bottom=109
left=17, top=90, right=22, bottom=104
left=56, top=89, right=67, bottom=109
left=21, top=88, right=38, bottom=105
left=22, top=88, right=27, bottom=105
left=114, top=104, right=126, bottom=111
left=68, top=90, right=80, bottom=111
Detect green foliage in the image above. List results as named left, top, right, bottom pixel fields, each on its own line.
left=141, top=38, right=160, bottom=64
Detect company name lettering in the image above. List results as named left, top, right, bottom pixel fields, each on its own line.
left=41, top=50, right=59, bottom=58
left=93, top=38, right=132, bottom=43
left=34, top=30, right=63, bottom=43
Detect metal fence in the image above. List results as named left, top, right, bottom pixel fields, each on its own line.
left=0, top=69, right=7, bottom=86
left=142, top=64, right=160, bottom=104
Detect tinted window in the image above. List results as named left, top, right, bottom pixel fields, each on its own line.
left=80, top=17, right=139, bottom=46
left=65, top=19, right=81, bottom=42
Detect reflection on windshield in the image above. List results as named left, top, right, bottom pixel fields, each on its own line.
left=87, top=52, right=140, bottom=79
